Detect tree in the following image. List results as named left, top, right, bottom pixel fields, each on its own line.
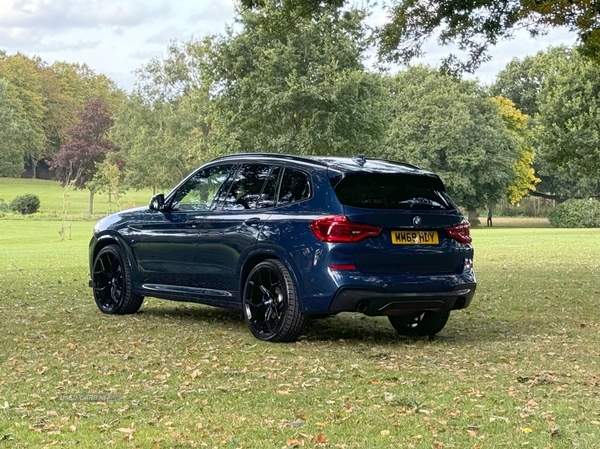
left=112, top=95, right=199, bottom=193
left=0, top=54, right=47, bottom=175
left=240, top=0, right=600, bottom=73
left=383, top=66, right=521, bottom=218
left=491, top=96, right=539, bottom=204
left=491, top=46, right=571, bottom=117
left=89, top=152, right=127, bottom=212
left=210, top=2, right=385, bottom=156
left=51, top=98, right=118, bottom=214
left=533, top=52, right=600, bottom=199
left=38, top=65, right=77, bottom=171
left=0, top=78, right=27, bottom=176
left=51, top=62, right=125, bottom=112
left=492, top=47, right=599, bottom=201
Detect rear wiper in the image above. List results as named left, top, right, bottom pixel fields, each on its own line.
left=398, top=199, right=445, bottom=209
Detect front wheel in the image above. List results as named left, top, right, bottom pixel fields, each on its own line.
left=388, top=311, right=450, bottom=337
left=92, top=244, right=144, bottom=315
left=243, top=259, right=306, bottom=342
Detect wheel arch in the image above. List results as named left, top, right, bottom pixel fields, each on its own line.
left=238, top=249, right=303, bottom=306
left=91, top=233, right=139, bottom=279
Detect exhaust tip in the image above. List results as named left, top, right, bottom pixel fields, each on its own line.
left=356, top=300, right=369, bottom=313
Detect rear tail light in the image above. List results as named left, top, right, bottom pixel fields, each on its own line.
left=310, top=216, right=382, bottom=243
left=446, top=220, right=472, bottom=243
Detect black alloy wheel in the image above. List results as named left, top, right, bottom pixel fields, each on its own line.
left=243, top=259, right=305, bottom=342
left=92, top=245, right=144, bottom=315
left=388, top=310, right=450, bottom=337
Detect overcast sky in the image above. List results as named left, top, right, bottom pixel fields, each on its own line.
left=0, top=0, right=578, bottom=91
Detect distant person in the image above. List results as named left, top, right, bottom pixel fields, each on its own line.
left=487, top=209, right=493, bottom=227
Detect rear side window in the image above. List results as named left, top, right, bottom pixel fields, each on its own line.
left=222, top=164, right=272, bottom=211
left=334, top=174, right=456, bottom=210
left=257, top=167, right=281, bottom=208
left=278, top=169, right=310, bottom=205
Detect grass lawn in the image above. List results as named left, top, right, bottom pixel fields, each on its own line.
left=0, top=178, right=155, bottom=215
left=1, top=220, right=599, bottom=448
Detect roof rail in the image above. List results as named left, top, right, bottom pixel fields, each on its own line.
left=208, top=153, right=330, bottom=168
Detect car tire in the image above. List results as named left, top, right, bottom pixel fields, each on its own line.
left=388, top=311, right=450, bottom=337
left=92, top=244, right=144, bottom=315
left=243, top=259, right=306, bottom=342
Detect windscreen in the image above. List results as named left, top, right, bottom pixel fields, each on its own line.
left=334, top=173, right=456, bottom=210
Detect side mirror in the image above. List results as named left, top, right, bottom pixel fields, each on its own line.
left=149, top=194, right=165, bottom=211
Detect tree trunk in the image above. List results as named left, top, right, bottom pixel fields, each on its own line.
left=467, top=208, right=480, bottom=226
left=89, top=189, right=95, bottom=215
left=32, top=162, right=37, bottom=179
left=467, top=208, right=478, bottom=222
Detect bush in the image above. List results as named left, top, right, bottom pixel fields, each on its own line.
left=548, top=199, right=600, bottom=228
left=0, top=199, right=9, bottom=212
left=9, top=194, right=41, bottom=215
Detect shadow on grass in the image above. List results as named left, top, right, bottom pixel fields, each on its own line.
left=137, top=303, right=538, bottom=346
left=141, top=303, right=245, bottom=326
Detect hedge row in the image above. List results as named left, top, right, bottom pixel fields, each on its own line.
left=548, top=199, right=600, bottom=228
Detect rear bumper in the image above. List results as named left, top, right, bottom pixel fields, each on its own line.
left=329, top=283, right=476, bottom=316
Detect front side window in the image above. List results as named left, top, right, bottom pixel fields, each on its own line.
left=278, top=168, right=310, bottom=205
left=170, top=165, right=232, bottom=212
left=222, top=164, right=273, bottom=211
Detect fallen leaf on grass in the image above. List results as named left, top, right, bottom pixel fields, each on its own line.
left=286, top=438, right=305, bottom=447
left=489, top=416, right=509, bottom=423
left=522, top=427, right=533, bottom=434
left=285, top=419, right=304, bottom=428
left=316, top=433, right=327, bottom=444
left=549, top=425, right=561, bottom=437
left=195, top=422, right=203, bottom=430
left=380, top=430, right=390, bottom=436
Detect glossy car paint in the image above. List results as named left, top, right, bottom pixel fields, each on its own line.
left=89, top=154, right=476, bottom=316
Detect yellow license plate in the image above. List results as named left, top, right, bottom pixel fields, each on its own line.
left=391, top=230, right=439, bottom=245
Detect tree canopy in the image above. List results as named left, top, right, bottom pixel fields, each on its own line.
left=492, top=47, right=600, bottom=201
left=210, top=3, right=385, bottom=157
left=51, top=98, right=118, bottom=213
left=383, top=66, right=522, bottom=213
left=240, top=0, right=600, bottom=73
left=533, top=51, right=600, bottom=196
left=0, top=78, right=27, bottom=177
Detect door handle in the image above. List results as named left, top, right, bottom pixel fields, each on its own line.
left=244, top=217, right=261, bottom=226
left=185, top=220, right=200, bottom=228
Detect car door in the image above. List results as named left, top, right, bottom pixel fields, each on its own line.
left=197, top=164, right=280, bottom=299
left=134, top=164, right=234, bottom=288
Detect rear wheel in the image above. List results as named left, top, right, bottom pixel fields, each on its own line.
left=92, top=244, right=144, bottom=315
left=243, top=259, right=305, bottom=342
left=388, top=311, right=450, bottom=337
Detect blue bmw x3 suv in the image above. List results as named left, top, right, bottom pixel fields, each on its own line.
left=89, top=153, right=476, bottom=342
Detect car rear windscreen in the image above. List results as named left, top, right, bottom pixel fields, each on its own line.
left=334, top=173, right=456, bottom=210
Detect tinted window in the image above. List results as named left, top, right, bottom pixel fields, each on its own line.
left=278, top=168, right=310, bottom=205
left=222, top=164, right=272, bottom=211
left=335, top=174, right=456, bottom=210
left=171, top=165, right=231, bottom=212
left=257, top=167, right=281, bottom=208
